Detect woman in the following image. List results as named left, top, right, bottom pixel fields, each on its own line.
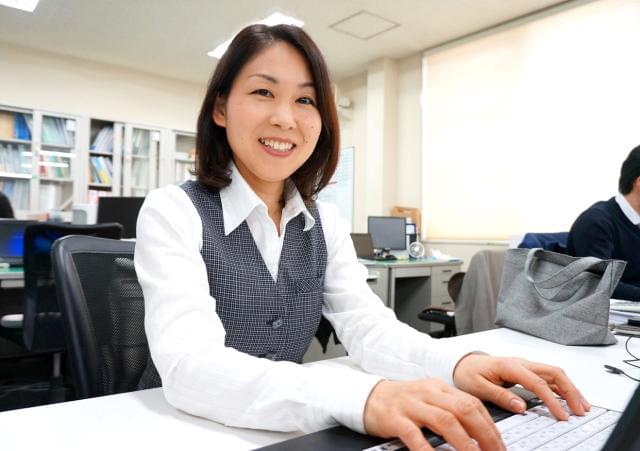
left=135, top=24, right=589, bottom=450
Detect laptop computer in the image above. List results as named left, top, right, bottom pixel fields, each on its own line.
left=0, top=220, right=36, bottom=267
left=256, top=384, right=639, bottom=450
left=351, top=233, right=396, bottom=261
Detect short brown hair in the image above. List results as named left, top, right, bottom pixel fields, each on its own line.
left=194, top=24, right=340, bottom=203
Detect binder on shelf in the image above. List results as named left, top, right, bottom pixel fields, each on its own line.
left=91, top=126, right=114, bottom=153
left=0, top=111, right=32, bottom=140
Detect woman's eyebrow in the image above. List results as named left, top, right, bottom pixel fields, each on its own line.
left=248, top=73, right=314, bottom=89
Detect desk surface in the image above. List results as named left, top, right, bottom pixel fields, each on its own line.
left=360, top=257, right=462, bottom=268
left=1, top=328, right=637, bottom=450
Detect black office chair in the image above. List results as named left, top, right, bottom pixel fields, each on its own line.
left=0, top=222, right=122, bottom=401
left=417, top=272, right=465, bottom=338
left=52, top=235, right=156, bottom=399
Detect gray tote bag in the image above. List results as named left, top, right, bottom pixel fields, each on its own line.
left=495, top=248, right=626, bottom=345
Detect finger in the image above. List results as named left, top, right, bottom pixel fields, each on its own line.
left=394, top=417, right=434, bottom=451
left=523, top=362, right=588, bottom=415
left=437, top=389, right=505, bottom=451
left=411, top=404, right=481, bottom=451
left=497, top=361, right=569, bottom=420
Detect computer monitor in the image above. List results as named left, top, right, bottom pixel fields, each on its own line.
left=97, top=197, right=145, bottom=239
left=367, top=216, right=407, bottom=251
left=0, top=219, right=36, bottom=266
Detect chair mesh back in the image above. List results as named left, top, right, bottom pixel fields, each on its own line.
left=22, top=223, right=122, bottom=352
left=72, top=252, right=149, bottom=395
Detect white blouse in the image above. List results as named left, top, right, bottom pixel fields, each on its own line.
left=134, top=164, right=473, bottom=434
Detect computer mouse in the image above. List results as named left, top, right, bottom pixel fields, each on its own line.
left=385, top=254, right=397, bottom=260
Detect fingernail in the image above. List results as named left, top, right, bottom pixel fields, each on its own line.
left=510, top=398, right=526, bottom=412
left=464, top=440, right=480, bottom=451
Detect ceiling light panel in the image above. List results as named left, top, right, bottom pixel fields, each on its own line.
left=0, top=0, right=40, bottom=12
left=330, top=10, right=399, bottom=40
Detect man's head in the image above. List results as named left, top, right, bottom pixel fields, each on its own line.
left=619, top=144, right=640, bottom=195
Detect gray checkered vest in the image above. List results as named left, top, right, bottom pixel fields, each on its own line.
left=138, top=180, right=328, bottom=389
left=181, top=180, right=328, bottom=362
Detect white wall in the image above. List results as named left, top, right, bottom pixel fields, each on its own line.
left=0, top=42, right=204, bottom=131
left=337, top=72, right=368, bottom=232
left=337, top=53, right=423, bottom=232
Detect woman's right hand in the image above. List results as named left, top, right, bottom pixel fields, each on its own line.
left=363, top=379, right=505, bottom=451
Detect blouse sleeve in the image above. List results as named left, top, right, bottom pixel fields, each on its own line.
left=134, top=186, right=383, bottom=434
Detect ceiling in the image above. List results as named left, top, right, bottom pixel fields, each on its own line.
left=0, top=0, right=576, bottom=85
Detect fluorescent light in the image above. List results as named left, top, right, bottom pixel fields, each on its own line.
left=0, top=0, right=40, bottom=12
left=208, top=12, right=304, bottom=59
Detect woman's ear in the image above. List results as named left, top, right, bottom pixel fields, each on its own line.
left=212, top=96, right=227, bottom=127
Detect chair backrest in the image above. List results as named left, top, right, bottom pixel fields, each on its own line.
left=52, top=235, right=151, bottom=399
left=518, top=232, right=569, bottom=254
left=454, top=249, right=506, bottom=335
left=22, top=222, right=123, bottom=352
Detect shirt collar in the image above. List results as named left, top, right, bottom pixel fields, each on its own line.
left=219, top=163, right=315, bottom=236
left=615, top=193, right=640, bottom=226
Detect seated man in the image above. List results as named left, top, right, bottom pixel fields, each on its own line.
left=567, top=145, right=640, bottom=301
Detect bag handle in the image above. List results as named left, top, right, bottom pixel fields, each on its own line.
left=524, top=248, right=613, bottom=302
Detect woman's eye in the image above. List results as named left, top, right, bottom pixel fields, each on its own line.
left=297, top=97, right=316, bottom=106
left=252, top=89, right=272, bottom=97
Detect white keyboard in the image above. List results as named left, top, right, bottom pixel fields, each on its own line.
left=436, top=400, right=620, bottom=451
left=363, top=400, right=620, bottom=451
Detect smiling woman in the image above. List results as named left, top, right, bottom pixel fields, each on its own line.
left=194, top=24, right=339, bottom=211
left=134, top=23, right=590, bottom=451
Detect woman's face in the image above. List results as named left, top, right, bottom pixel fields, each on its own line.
left=213, top=42, right=322, bottom=193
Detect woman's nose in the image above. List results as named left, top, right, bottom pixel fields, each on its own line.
left=269, top=102, right=296, bottom=130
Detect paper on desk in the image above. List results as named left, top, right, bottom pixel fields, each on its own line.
left=609, top=299, right=640, bottom=326
left=610, top=299, right=640, bottom=313
left=430, top=249, right=460, bottom=261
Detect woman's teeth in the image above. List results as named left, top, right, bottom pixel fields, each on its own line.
left=259, top=138, right=294, bottom=152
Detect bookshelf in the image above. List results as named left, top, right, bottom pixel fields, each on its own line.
left=122, top=124, right=162, bottom=197
left=0, top=106, right=33, bottom=216
left=172, top=131, right=196, bottom=185
left=1, top=103, right=193, bottom=215
left=33, top=111, right=80, bottom=213
left=85, top=119, right=124, bottom=203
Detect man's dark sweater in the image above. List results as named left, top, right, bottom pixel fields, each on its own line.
left=567, top=197, right=640, bottom=301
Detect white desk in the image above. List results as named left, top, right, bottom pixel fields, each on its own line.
left=1, top=328, right=637, bottom=450
left=363, top=258, right=463, bottom=334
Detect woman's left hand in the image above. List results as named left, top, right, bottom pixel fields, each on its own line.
left=453, top=354, right=591, bottom=420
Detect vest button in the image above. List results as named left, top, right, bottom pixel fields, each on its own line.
left=265, top=352, right=277, bottom=360
left=272, top=318, right=283, bottom=329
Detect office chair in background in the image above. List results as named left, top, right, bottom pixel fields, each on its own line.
left=418, top=249, right=506, bottom=337
left=52, top=235, right=156, bottom=399
left=0, top=223, right=123, bottom=402
left=517, top=232, right=569, bottom=253
left=417, top=272, right=464, bottom=337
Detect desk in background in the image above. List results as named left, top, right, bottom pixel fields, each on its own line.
left=304, top=258, right=463, bottom=362
left=364, top=258, right=463, bottom=333
left=0, top=267, right=23, bottom=289
left=0, top=328, right=636, bottom=450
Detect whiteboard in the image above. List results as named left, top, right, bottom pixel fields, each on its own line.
left=317, top=146, right=354, bottom=228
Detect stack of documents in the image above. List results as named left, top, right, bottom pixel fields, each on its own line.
left=609, top=299, right=640, bottom=326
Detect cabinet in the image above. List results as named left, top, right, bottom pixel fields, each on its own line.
left=122, top=125, right=163, bottom=197
left=170, top=130, right=196, bottom=186
left=0, top=106, right=82, bottom=217
left=2, top=103, right=195, bottom=214
left=0, top=106, right=33, bottom=216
